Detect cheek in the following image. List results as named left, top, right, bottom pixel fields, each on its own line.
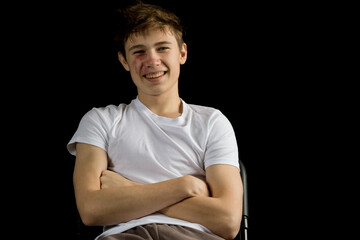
left=131, top=55, right=146, bottom=75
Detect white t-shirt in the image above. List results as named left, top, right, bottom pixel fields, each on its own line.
left=67, top=97, right=239, bottom=239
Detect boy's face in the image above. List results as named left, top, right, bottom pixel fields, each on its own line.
left=118, top=27, right=187, bottom=97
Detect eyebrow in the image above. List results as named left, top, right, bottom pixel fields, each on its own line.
left=128, top=41, right=173, bottom=52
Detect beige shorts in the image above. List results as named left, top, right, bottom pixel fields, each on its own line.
left=99, top=223, right=225, bottom=240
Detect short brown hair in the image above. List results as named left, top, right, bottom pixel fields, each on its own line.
left=113, top=2, right=184, bottom=57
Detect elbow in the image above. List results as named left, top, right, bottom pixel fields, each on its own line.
left=80, top=213, right=98, bottom=227
left=220, top=220, right=241, bottom=240
left=224, top=228, right=240, bottom=240
left=77, top=202, right=102, bottom=226
left=216, top=213, right=241, bottom=240
left=78, top=209, right=98, bottom=226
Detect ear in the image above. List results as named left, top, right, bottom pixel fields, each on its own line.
left=118, top=52, right=130, bottom=71
left=179, top=43, right=187, bottom=65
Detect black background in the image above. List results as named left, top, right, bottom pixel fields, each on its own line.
left=7, top=0, right=346, bottom=239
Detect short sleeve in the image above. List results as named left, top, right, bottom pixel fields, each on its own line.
left=204, top=111, right=239, bottom=170
left=67, top=107, right=114, bottom=156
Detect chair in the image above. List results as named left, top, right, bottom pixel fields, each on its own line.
left=74, top=161, right=249, bottom=240
left=235, top=160, right=249, bottom=240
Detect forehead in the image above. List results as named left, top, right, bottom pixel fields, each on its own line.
left=125, top=27, right=177, bottom=49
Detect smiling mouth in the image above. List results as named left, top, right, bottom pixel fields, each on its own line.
left=143, top=71, right=167, bottom=79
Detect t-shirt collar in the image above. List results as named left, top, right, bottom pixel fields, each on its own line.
left=133, top=96, right=188, bottom=124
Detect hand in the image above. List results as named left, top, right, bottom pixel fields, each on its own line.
left=159, top=176, right=210, bottom=215
left=100, top=170, right=142, bottom=189
left=184, top=175, right=210, bottom=198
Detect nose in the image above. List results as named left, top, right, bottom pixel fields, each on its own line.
left=145, top=50, right=161, bottom=68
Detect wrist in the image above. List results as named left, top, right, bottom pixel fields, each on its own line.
left=174, top=175, right=193, bottom=198
left=181, top=175, right=209, bottom=198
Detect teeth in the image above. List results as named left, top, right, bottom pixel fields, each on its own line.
left=145, top=72, right=165, bottom=79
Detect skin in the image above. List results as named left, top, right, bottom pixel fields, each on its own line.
left=73, top=27, right=243, bottom=240
left=118, top=27, right=187, bottom=118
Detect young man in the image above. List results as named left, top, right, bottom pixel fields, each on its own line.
left=67, top=2, right=243, bottom=240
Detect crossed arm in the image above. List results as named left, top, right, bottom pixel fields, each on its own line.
left=73, top=143, right=243, bottom=240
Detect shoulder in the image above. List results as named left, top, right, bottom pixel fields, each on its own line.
left=187, top=103, right=228, bottom=123
left=83, top=103, right=128, bottom=123
left=188, top=103, right=220, bottom=117
left=75, top=103, right=131, bottom=133
left=186, top=102, right=235, bottom=134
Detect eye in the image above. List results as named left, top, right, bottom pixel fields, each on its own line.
left=133, top=50, right=145, bottom=55
left=157, top=47, right=170, bottom=52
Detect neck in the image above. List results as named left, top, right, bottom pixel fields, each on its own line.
left=138, top=91, right=182, bottom=118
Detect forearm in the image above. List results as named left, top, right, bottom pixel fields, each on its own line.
left=160, top=196, right=241, bottom=239
left=78, top=176, right=192, bottom=226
